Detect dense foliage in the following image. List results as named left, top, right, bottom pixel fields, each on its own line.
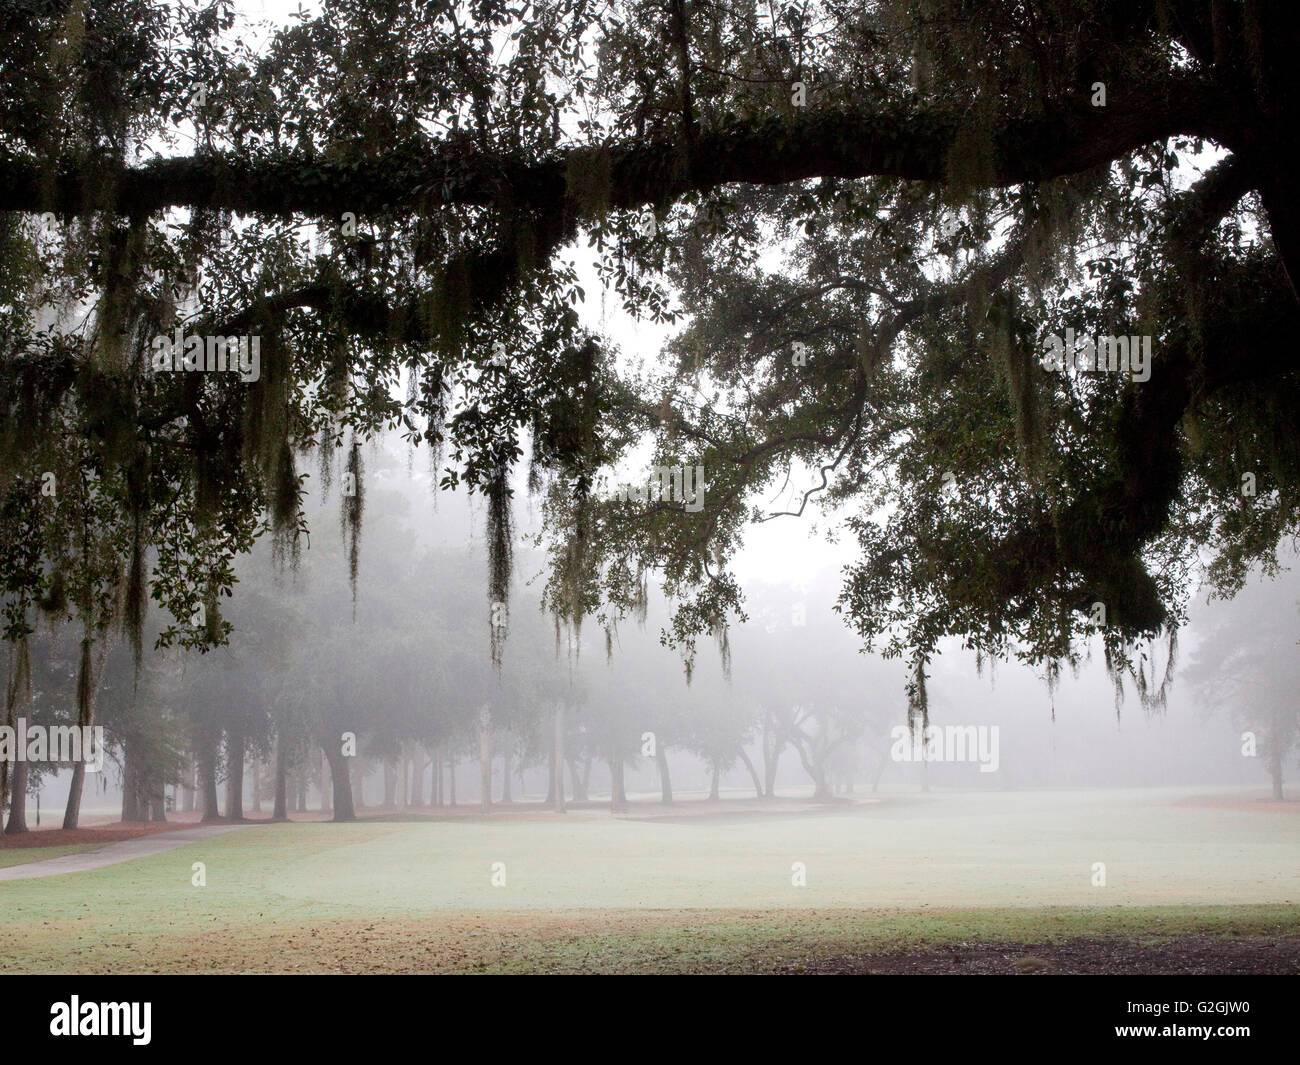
left=1, top=0, right=1297, bottom=742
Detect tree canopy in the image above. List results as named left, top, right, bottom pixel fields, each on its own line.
left=2, top=0, right=1298, bottom=726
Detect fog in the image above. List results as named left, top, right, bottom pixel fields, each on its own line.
left=19, top=429, right=1286, bottom=823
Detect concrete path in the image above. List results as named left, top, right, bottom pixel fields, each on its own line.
left=0, top=824, right=255, bottom=881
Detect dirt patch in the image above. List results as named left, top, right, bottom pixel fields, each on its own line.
left=777, top=934, right=1300, bottom=974
left=0, top=821, right=196, bottom=849
left=62, top=907, right=1300, bottom=975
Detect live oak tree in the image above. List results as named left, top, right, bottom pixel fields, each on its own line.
left=537, top=0, right=1300, bottom=721
left=2, top=0, right=1299, bottom=748
left=1185, top=569, right=1300, bottom=801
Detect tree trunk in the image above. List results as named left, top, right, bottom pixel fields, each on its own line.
left=655, top=744, right=672, bottom=804
left=251, top=757, right=262, bottom=814
left=500, top=745, right=512, bottom=803
left=546, top=736, right=556, bottom=805
left=479, top=707, right=492, bottom=814
left=792, top=734, right=833, bottom=801
left=182, top=756, right=196, bottom=813
left=566, top=756, right=586, bottom=802
left=1259, top=178, right=1300, bottom=303
left=148, top=777, right=166, bottom=822
left=738, top=747, right=763, bottom=799
left=5, top=757, right=28, bottom=834
left=198, top=732, right=221, bottom=822
left=121, top=738, right=143, bottom=823
left=762, top=723, right=781, bottom=798
left=609, top=743, right=627, bottom=812
left=709, top=762, right=720, bottom=801
left=322, top=742, right=356, bottom=822
left=410, top=753, right=425, bottom=806
left=62, top=634, right=112, bottom=830
left=61, top=760, right=87, bottom=830
left=553, top=702, right=566, bottom=813
left=225, top=728, right=246, bottom=822
left=320, top=751, right=332, bottom=813
left=272, top=730, right=289, bottom=822
left=0, top=643, right=22, bottom=829
left=810, top=763, right=832, bottom=801
left=1269, top=735, right=1285, bottom=801
left=448, top=756, right=456, bottom=806
left=870, top=749, right=890, bottom=793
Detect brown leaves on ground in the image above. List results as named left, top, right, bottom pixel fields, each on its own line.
left=774, top=934, right=1300, bottom=975
left=0, top=821, right=185, bottom=849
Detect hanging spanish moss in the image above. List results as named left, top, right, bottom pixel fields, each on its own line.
left=243, top=326, right=293, bottom=504
left=325, top=334, right=349, bottom=413
left=340, top=436, right=364, bottom=605
left=90, top=220, right=149, bottom=375
left=906, top=656, right=929, bottom=735
left=270, top=438, right=303, bottom=570
left=526, top=446, right=545, bottom=497
left=989, top=295, right=1044, bottom=479
left=317, top=423, right=334, bottom=495
left=75, top=632, right=94, bottom=730
left=486, top=452, right=514, bottom=667
left=566, top=617, right=584, bottom=667
left=123, top=496, right=146, bottom=669
left=713, top=617, right=732, bottom=681
left=541, top=479, right=597, bottom=668
left=1102, top=626, right=1179, bottom=720
left=1044, top=657, right=1061, bottom=721
left=1138, top=628, right=1178, bottom=713
left=1103, top=641, right=1126, bottom=719
left=420, top=363, right=449, bottom=476
left=631, top=567, right=649, bottom=627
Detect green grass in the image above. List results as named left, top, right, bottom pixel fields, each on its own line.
left=2, top=787, right=1296, bottom=972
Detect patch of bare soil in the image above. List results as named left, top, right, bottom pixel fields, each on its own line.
left=0, top=821, right=194, bottom=849
left=776, top=935, right=1300, bottom=974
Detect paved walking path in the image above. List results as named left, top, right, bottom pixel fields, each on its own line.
left=0, top=824, right=255, bottom=881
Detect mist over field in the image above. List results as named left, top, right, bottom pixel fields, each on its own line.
left=21, top=444, right=1300, bottom=822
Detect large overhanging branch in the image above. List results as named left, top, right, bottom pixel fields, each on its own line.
left=1, top=71, right=1219, bottom=226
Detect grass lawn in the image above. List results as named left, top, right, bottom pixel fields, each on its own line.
left=2, top=788, right=1297, bottom=973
